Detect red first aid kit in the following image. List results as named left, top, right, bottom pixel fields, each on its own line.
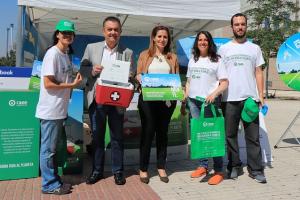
left=95, top=79, right=134, bottom=108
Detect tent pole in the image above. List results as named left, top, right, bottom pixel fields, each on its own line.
left=195, top=20, right=213, bottom=32
left=173, top=19, right=197, bottom=39
left=121, top=15, right=129, bottom=27
left=16, top=6, right=24, bottom=67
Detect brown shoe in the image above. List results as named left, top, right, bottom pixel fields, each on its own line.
left=158, top=174, right=169, bottom=183
left=208, top=173, right=224, bottom=185
left=140, top=176, right=150, bottom=184
left=190, top=167, right=207, bottom=178
left=139, top=171, right=149, bottom=184
left=158, top=169, right=169, bottom=183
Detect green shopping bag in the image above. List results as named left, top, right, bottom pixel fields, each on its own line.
left=190, top=103, right=225, bottom=159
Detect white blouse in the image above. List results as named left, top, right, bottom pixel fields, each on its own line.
left=148, top=55, right=170, bottom=74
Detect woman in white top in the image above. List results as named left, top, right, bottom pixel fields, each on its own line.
left=136, top=26, right=179, bottom=184
left=35, top=20, right=82, bottom=195
left=181, top=31, right=228, bottom=185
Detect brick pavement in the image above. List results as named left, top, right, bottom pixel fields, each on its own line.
left=0, top=155, right=160, bottom=200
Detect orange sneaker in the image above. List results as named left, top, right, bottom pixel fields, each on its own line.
left=208, top=173, right=224, bottom=185
left=190, top=167, right=207, bottom=178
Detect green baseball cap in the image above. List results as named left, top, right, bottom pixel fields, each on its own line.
left=55, top=19, right=75, bottom=32
left=241, top=97, right=259, bottom=122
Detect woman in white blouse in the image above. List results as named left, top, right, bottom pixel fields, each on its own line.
left=136, top=25, right=179, bottom=184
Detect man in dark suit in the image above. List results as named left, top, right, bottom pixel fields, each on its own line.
left=80, top=16, right=133, bottom=185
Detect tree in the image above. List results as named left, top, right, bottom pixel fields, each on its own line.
left=245, top=0, right=300, bottom=97
left=0, top=50, right=16, bottom=66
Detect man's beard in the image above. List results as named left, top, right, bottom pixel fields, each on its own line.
left=233, top=31, right=246, bottom=39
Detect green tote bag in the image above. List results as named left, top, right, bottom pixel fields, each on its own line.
left=190, top=103, right=225, bottom=159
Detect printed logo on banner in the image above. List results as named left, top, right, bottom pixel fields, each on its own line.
left=8, top=100, right=16, bottom=106
left=293, top=39, right=300, bottom=48
left=8, top=99, right=28, bottom=107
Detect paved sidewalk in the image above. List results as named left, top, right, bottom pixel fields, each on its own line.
left=147, top=98, right=300, bottom=200
left=1, top=91, right=299, bottom=200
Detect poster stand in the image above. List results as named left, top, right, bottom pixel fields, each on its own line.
left=274, top=111, right=300, bottom=148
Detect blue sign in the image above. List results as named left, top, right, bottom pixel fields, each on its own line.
left=176, top=36, right=231, bottom=67
left=141, top=74, right=184, bottom=101
left=0, top=67, right=32, bottom=77
left=276, top=33, right=300, bottom=91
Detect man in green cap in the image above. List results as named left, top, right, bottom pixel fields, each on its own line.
left=36, top=19, right=82, bottom=195
left=219, top=13, right=267, bottom=183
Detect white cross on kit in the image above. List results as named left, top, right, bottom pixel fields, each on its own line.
left=110, top=91, right=120, bottom=101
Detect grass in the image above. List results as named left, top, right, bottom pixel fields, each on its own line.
left=142, top=87, right=184, bottom=101
left=279, top=72, right=300, bottom=91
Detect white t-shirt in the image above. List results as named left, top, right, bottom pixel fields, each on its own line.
left=186, top=56, right=228, bottom=99
left=218, top=41, right=264, bottom=101
left=35, top=46, right=73, bottom=120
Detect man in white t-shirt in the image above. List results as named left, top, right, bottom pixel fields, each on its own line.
left=219, top=13, right=266, bottom=184
left=36, top=20, right=82, bottom=195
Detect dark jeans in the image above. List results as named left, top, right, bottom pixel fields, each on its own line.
left=89, top=100, right=124, bottom=174
left=138, top=94, right=176, bottom=171
left=188, top=97, right=223, bottom=172
left=222, top=101, right=264, bottom=174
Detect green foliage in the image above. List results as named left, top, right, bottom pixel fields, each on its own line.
left=290, top=69, right=299, bottom=73
left=245, top=0, right=300, bottom=96
left=245, top=0, right=300, bottom=66
left=0, top=50, right=16, bottom=66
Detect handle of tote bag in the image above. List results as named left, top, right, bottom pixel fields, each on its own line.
left=197, top=96, right=217, bottom=119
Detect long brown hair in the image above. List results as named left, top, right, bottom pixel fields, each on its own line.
left=147, top=25, right=171, bottom=57
left=192, top=31, right=219, bottom=63
left=48, top=30, right=74, bottom=54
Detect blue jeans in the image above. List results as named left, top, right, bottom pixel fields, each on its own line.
left=188, top=97, right=223, bottom=172
left=40, top=119, right=64, bottom=192
left=89, top=101, right=124, bottom=175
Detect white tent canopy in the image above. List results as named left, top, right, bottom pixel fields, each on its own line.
left=18, top=0, right=240, bottom=39
left=16, top=0, right=240, bottom=66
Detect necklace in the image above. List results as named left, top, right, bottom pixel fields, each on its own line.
left=156, top=55, right=164, bottom=62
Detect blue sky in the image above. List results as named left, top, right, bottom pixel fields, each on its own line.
left=277, top=33, right=300, bottom=73
left=0, top=0, right=18, bottom=58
